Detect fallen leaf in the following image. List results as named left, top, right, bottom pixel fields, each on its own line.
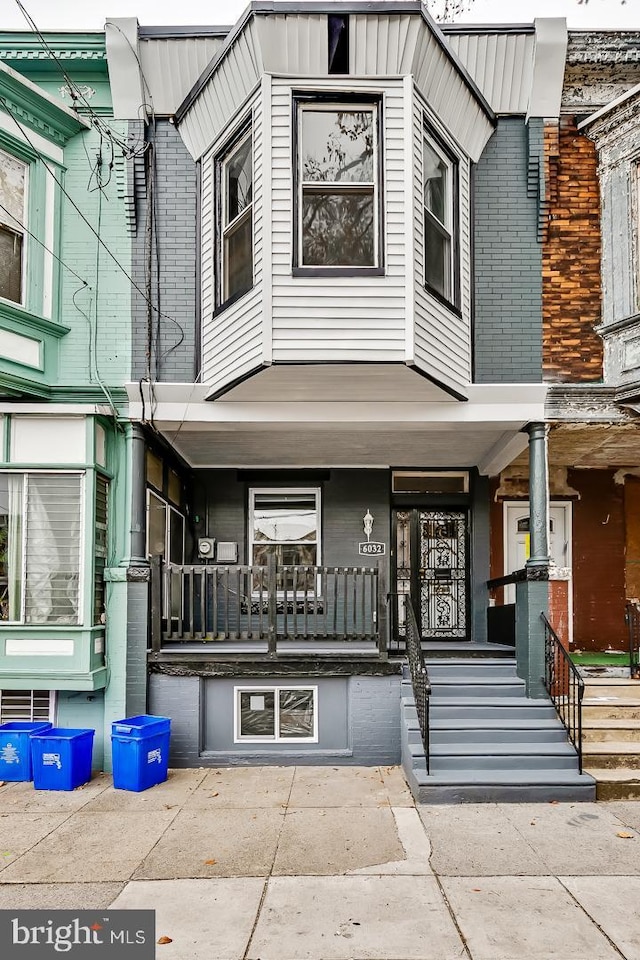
left=530, top=820, right=537, bottom=826
left=549, top=800, right=559, bottom=805
left=164, top=804, right=177, bottom=810
left=157, top=936, right=173, bottom=945
left=616, top=832, right=635, bottom=839
left=204, top=859, right=217, bottom=865
left=209, top=792, right=219, bottom=798
left=472, top=888, right=482, bottom=893
left=0, top=782, right=5, bottom=788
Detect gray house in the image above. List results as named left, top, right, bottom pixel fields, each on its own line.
left=104, top=3, right=610, bottom=800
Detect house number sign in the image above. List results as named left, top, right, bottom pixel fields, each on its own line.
left=359, top=508, right=386, bottom=555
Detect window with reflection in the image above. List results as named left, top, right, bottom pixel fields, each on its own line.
left=249, top=488, right=320, bottom=590
left=220, top=130, right=253, bottom=303
left=0, top=149, right=27, bottom=305
left=298, top=104, right=378, bottom=267
left=423, top=129, right=457, bottom=304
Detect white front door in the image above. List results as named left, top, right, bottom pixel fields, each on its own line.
left=503, top=503, right=572, bottom=636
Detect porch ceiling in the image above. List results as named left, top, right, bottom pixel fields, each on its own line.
left=126, top=382, right=547, bottom=472
left=506, top=422, right=640, bottom=469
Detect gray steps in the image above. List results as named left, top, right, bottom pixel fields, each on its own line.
left=401, top=657, right=595, bottom=803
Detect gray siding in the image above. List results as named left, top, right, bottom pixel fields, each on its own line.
left=473, top=118, right=543, bottom=383
left=126, top=581, right=150, bottom=717
left=132, top=120, right=198, bottom=382
left=148, top=675, right=202, bottom=766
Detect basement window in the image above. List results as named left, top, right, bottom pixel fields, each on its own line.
left=0, top=689, right=54, bottom=723
left=235, top=685, right=318, bottom=742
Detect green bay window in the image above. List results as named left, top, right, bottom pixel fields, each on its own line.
left=297, top=102, right=379, bottom=269
left=0, top=472, right=82, bottom=625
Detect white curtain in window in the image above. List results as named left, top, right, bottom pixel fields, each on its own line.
left=25, top=475, right=81, bottom=624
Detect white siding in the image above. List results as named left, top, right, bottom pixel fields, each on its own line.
left=201, top=92, right=264, bottom=395
left=254, top=14, right=327, bottom=74
left=350, top=14, right=420, bottom=75
left=179, top=18, right=263, bottom=159
left=445, top=31, right=535, bottom=116
left=139, top=37, right=226, bottom=116
left=270, top=77, right=407, bottom=364
left=412, top=91, right=472, bottom=393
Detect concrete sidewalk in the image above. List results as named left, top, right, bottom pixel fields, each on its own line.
left=0, top=766, right=639, bottom=959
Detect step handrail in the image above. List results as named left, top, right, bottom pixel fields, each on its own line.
left=541, top=612, right=584, bottom=773
left=625, top=601, right=640, bottom=680
left=404, top=595, right=431, bottom=774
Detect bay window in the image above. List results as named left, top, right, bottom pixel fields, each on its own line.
left=219, top=129, right=253, bottom=305
left=423, top=128, right=458, bottom=305
left=297, top=100, right=379, bottom=269
left=0, top=472, right=82, bottom=625
left=0, top=148, right=27, bottom=305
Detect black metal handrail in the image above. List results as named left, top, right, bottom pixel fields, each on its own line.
left=542, top=612, right=584, bottom=773
left=625, top=601, right=640, bottom=680
left=404, top=594, right=431, bottom=773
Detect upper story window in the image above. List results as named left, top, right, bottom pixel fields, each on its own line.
left=0, top=148, right=28, bottom=306
left=423, top=128, right=458, bottom=307
left=219, top=129, right=253, bottom=306
left=296, top=100, right=380, bottom=272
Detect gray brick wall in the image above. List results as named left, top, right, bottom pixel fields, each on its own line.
left=132, top=120, right=198, bottom=382
left=473, top=118, right=543, bottom=383
left=126, top=581, right=150, bottom=717
left=149, top=674, right=401, bottom=766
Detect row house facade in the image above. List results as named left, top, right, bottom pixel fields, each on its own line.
left=1, top=2, right=639, bottom=797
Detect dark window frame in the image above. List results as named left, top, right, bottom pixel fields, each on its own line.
left=422, top=121, right=460, bottom=312
left=214, top=119, right=253, bottom=314
left=292, top=91, right=384, bottom=277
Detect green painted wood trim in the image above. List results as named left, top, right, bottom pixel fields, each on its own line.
left=0, top=299, right=70, bottom=338
left=0, top=62, right=91, bottom=146
left=0, top=32, right=106, bottom=60
left=0, top=369, right=51, bottom=397
left=0, top=668, right=108, bottom=691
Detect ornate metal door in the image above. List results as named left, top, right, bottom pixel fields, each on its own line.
left=418, top=510, right=467, bottom=638
left=393, top=509, right=468, bottom=641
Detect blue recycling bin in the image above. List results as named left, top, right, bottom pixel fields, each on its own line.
left=30, top=728, right=94, bottom=791
left=111, top=715, right=171, bottom=792
left=0, top=722, right=52, bottom=781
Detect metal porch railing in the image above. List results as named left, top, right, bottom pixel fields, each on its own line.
left=625, top=601, right=640, bottom=680
left=542, top=612, right=584, bottom=773
left=404, top=594, right=431, bottom=773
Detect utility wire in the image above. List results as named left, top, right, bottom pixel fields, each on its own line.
left=0, top=198, right=90, bottom=289
left=0, top=96, right=185, bottom=355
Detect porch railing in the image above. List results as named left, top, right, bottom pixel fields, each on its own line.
left=404, top=594, right=431, bottom=773
left=150, top=556, right=385, bottom=654
left=542, top=612, right=584, bottom=773
left=625, top=601, right=640, bottom=680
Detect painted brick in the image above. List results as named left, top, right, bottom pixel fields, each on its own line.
left=473, top=118, right=543, bottom=383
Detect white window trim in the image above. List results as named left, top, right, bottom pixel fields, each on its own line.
left=248, top=485, right=322, bottom=576
left=234, top=684, right=319, bottom=743
left=220, top=128, right=253, bottom=304
left=297, top=101, right=379, bottom=268
left=0, top=147, right=29, bottom=309
left=0, top=470, right=85, bottom=627
left=422, top=126, right=456, bottom=303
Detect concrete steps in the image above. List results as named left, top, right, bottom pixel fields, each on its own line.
left=401, top=658, right=595, bottom=803
left=580, top=677, right=640, bottom=800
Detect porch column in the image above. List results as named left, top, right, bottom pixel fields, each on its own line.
left=515, top=422, right=551, bottom=698
left=129, top=422, right=148, bottom=567
left=526, top=422, right=550, bottom=569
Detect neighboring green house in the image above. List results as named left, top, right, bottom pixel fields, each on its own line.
left=0, top=30, right=142, bottom=769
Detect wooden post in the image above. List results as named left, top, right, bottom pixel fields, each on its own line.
left=377, top=559, right=388, bottom=660
left=267, top=553, right=277, bottom=659
left=150, top=555, right=162, bottom=653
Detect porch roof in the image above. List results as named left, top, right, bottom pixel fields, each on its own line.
left=125, top=381, right=546, bottom=476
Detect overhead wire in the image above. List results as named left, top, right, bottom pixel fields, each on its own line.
left=0, top=198, right=91, bottom=289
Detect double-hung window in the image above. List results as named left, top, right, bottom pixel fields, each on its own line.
left=0, top=472, right=83, bottom=625
left=249, top=488, right=320, bottom=591
left=0, top=148, right=27, bottom=305
left=297, top=101, right=379, bottom=269
left=219, top=130, right=253, bottom=305
left=423, top=128, right=458, bottom=305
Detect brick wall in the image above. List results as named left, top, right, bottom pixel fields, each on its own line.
left=473, top=118, right=543, bottom=383
left=132, top=120, right=198, bottom=382
left=542, top=118, right=603, bottom=382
